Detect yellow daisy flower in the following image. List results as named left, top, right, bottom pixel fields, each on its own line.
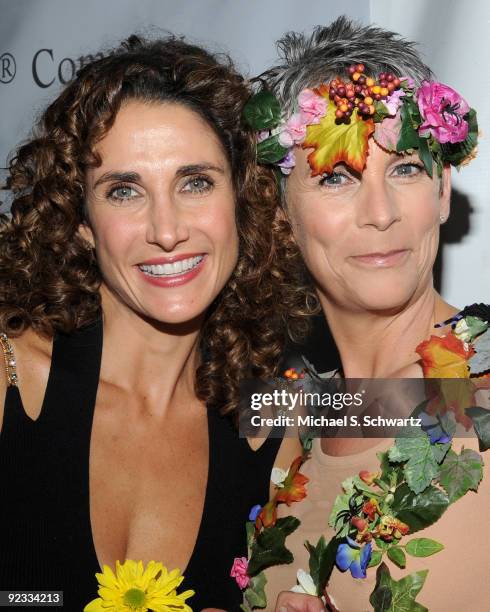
left=84, top=559, right=195, bottom=612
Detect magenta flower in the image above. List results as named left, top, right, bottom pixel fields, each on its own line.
left=230, top=557, right=250, bottom=590
left=278, top=113, right=307, bottom=147
left=417, top=81, right=470, bottom=144
left=298, top=88, right=328, bottom=125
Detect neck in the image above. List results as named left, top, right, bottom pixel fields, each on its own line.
left=319, top=284, right=458, bottom=379
left=99, top=285, right=204, bottom=415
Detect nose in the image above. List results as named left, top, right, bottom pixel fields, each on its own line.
left=145, top=196, right=190, bottom=251
left=356, top=181, right=401, bottom=231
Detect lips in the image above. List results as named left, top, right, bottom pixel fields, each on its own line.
left=350, top=249, right=409, bottom=267
left=136, top=253, right=207, bottom=287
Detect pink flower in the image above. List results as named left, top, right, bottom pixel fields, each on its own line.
left=278, top=150, right=296, bottom=175
left=384, top=88, right=405, bottom=115
left=256, top=130, right=270, bottom=143
left=298, top=88, right=328, bottom=125
left=400, top=76, right=415, bottom=89
left=416, top=80, right=470, bottom=144
left=278, top=113, right=307, bottom=147
left=230, top=556, right=250, bottom=590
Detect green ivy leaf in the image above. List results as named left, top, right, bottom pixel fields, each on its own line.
left=256, top=135, right=289, bottom=164
left=328, top=492, right=351, bottom=535
left=369, top=549, right=384, bottom=568
left=247, top=516, right=300, bottom=576
left=466, top=407, right=490, bottom=452
left=397, top=99, right=421, bottom=153
left=243, top=90, right=282, bottom=130
left=468, top=328, right=490, bottom=376
left=370, top=562, right=428, bottom=612
left=388, top=429, right=439, bottom=494
left=438, top=448, right=483, bottom=502
left=405, top=538, right=444, bottom=558
left=306, top=535, right=341, bottom=595
left=417, top=136, right=433, bottom=178
left=387, top=546, right=407, bottom=569
left=242, top=571, right=268, bottom=610
left=392, top=483, right=449, bottom=532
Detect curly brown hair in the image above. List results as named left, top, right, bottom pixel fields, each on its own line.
left=1, top=34, right=311, bottom=414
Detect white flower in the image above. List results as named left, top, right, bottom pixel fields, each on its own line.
left=454, top=318, right=471, bottom=342
left=290, top=569, right=317, bottom=595
left=271, top=467, right=289, bottom=487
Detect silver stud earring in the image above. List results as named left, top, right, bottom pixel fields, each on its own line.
left=440, top=215, right=446, bottom=223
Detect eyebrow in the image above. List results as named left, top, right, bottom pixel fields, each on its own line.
left=92, top=164, right=225, bottom=189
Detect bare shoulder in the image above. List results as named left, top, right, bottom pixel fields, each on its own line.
left=0, top=328, right=53, bottom=431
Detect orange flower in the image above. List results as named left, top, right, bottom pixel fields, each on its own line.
left=362, top=498, right=381, bottom=522
left=359, top=470, right=380, bottom=486
left=275, top=456, right=309, bottom=506
left=256, top=499, right=277, bottom=529
left=374, top=515, right=410, bottom=541
left=416, top=333, right=473, bottom=378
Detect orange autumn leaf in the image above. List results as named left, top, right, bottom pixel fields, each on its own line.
left=416, top=333, right=474, bottom=378
left=303, top=96, right=374, bottom=176
left=275, top=455, right=309, bottom=506
left=256, top=499, right=278, bottom=529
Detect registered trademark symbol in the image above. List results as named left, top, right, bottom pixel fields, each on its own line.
left=0, top=52, right=16, bottom=83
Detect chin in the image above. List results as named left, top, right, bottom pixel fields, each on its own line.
left=342, top=277, right=419, bottom=314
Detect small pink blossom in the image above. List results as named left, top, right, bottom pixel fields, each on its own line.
left=417, top=80, right=470, bottom=144
left=384, top=88, right=405, bottom=116
left=278, top=150, right=296, bottom=175
left=278, top=113, right=307, bottom=147
left=298, top=88, right=328, bottom=125
left=230, top=556, right=250, bottom=590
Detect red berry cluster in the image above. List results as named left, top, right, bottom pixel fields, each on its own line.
left=328, top=63, right=401, bottom=122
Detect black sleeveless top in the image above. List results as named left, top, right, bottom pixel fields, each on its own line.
left=0, top=319, right=281, bottom=610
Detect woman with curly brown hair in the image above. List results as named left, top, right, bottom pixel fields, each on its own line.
left=0, top=35, right=303, bottom=610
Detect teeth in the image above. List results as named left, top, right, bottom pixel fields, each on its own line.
left=139, top=256, right=203, bottom=277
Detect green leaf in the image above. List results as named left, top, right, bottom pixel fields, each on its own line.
left=438, top=448, right=483, bottom=502
left=397, top=99, right=421, bottom=153
left=370, top=562, right=429, bottom=612
left=242, top=571, right=268, bottom=609
left=306, top=535, right=341, bottom=595
left=256, top=135, right=289, bottom=164
left=369, top=549, right=384, bottom=567
left=417, top=136, right=433, bottom=178
left=468, top=328, right=490, bottom=375
left=405, top=538, right=444, bottom=558
left=373, top=101, right=392, bottom=122
left=328, top=492, right=351, bottom=535
left=389, top=429, right=439, bottom=494
left=387, top=546, right=406, bottom=569
left=392, top=483, right=449, bottom=532
left=247, top=516, right=300, bottom=575
left=430, top=440, right=452, bottom=464
left=376, top=537, right=392, bottom=551
left=466, top=407, right=490, bottom=451
left=243, top=90, right=282, bottom=130
left=245, top=521, right=255, bottom=551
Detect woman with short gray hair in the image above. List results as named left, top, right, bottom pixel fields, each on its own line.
left=240, top=16, right=489, bottom=612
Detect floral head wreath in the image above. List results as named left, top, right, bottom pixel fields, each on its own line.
left=244, top=64, right=478, bottom=178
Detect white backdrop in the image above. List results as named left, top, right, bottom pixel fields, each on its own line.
left=0, top=0, right=488, bottom=305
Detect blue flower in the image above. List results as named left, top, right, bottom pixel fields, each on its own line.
left=420, top=411, right=452, bottom=444
left=336, top=537, right=372, bottom=579
left=248, top=504, right=262, bottom=521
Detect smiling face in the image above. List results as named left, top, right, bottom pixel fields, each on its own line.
left=82, top=100, right=238, bottom=325
left=285, top=140, right=451, bottom=314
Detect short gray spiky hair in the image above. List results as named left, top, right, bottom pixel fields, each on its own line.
left=262, top=16, right=433, bottom=116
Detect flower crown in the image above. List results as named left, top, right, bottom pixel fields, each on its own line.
left=244, top=64, right=478, bottom=178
